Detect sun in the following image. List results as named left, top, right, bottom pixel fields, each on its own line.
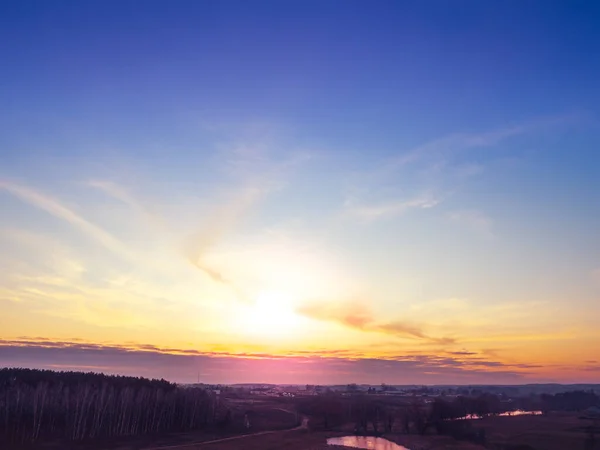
left=255, top=290, right=293, bottom=312
left=242, top=290, right=302, bottom=336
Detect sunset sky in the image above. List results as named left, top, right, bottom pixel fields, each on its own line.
left=1, top=1, right=599, bottom=385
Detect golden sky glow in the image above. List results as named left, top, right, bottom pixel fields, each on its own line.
left=1, top=127, right=599, bottom=385
left=2, top=3, right=600, bottom=384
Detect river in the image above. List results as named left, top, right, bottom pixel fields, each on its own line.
left=327, top=436, right=409, bottom=449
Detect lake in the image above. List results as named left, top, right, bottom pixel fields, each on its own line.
left=327, top=436, right=410, bottom=449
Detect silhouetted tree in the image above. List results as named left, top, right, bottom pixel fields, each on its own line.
left=0, top=368, right=218, bottom=445
left=541, top=391, right=598, bottom=412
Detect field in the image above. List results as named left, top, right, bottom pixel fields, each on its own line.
left=132, top=412, right=598, bottom=450
left=472, top=412, right=599, bottom=450
left=3, top=380, right=597, bottom=450
left=120, top=410, right=597, bottom=450
left=129, top=430, right=487, bottom=450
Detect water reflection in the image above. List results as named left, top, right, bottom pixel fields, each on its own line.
left=327, top=436, right=410, bottom=450
left=455, top=409, right=542, bottom=420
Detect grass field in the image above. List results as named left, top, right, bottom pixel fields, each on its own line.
left=471, top=412, right=598, bottom=450
left=185, top=413, right=597, bottom=450
left=139, top=430, right=486, bottom=450
left=6, top=396, right=597, bottom=450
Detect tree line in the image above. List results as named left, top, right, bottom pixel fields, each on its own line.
left=541, top=390, right=598, bottom=412
left=296, top=389, right=598, bottom=448
left=0, top=368, right=219, bottom=445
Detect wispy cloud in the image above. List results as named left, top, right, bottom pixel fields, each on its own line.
left=178, top=130, right=313, bottom=292
left=385, top=114, right=583, bottom=171
left=375, top=321, right=455, bottom=345
left=181, top=185, right=263, bottom=292
left=296, top=300, right=454, bottom=344
left=0, top=279, right=163, bottom=329
left=390, top=127, right=521, bottom=168
left=344, top=192, right=441, bottom=220
left=2, top=114, right=596, bottom=384
left=296, top=300, right=372, bottom=329
left=344, top=115, right=585, bottom=223
left=447, top=350, right=478, bottom=356
left=87, top=180, right=166, bottom=232
left=1, top=209, right=266, bottom=334
left=0, top=228, right=86, bottom=281
left=1, top=180, right=134, bottom=260
left=1, top=181, right=186, bottom=283
left=88, top=177, right=248, bottom=292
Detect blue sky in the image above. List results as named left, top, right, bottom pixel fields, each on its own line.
left=1, top=1, right=599, bottom=383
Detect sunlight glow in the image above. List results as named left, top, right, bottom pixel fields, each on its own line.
left=242, top=290, right=303, bottom=337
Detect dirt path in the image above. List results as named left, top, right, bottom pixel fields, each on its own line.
left=143, top=417, right=309, bottom=450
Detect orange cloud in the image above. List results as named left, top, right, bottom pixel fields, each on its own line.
left=296, top=300, right=372, bottom=329
left=296, top=300, right=454, bottom=344
left=0, top=337, right=538, bottom=385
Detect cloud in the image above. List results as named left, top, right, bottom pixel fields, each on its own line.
left=0, top=181, right=134, bottom=261
left=87, top=180, right=166, bottom=232
left=87, top=176, right=268, bottom=297
left=87, top=178, right=245, bottom=294
left=88, top=177, right=239, bottom=287
left=181, top=185, right=264, bottom=294
left=0, top=282, right=157, bottom=329
left=179, top=135, right=312, bottom=292
left=0, top=228, right=86, bottom=281
left=386, top=114, right=582, bottom=170
left=88, top=180, right=141, bottom=210
left=296, top=300, right=454, bottom=344
left=346, top=115, right=585, bottom=222
left=448, top=209, right=494, bottom=238
left=0, top=338, right=534, bottom=385
left=0, top=181, right=202, bottom=292
left=296, top=300, right=372, bottom=329
left=375, top=321, right=428, bottom=340
left=375, top=322, right=456, bottom=345
left=344, top=193, right=440, bottom=220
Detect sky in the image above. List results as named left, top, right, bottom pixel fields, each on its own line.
left=1, top=1, right=600, bottom=385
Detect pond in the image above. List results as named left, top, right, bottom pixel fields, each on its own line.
left=327, top=436, right=410, bottom=450
left=455, top=409, right=543, bottom=420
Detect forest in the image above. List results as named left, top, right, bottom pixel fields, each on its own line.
left=0, top=368, right=219, bottom=445
left=540, top=390, right=599, bottom=412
